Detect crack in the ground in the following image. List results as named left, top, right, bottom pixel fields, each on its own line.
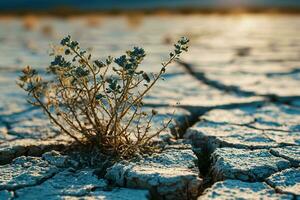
left=5, top=128, right=61, bottom=141
left=263, top=162, right=299, bottom=199
left=144, top=99, right=265, bottom=140
left=1, top=100, right=295, bottom=198
left=143, top=101, right=287, bottom=197
left=188, top=110, right=299, bottom=197
left=177, top=60, right=258, bottom=97
left=0, top=106, right=39, bottom=119
left=177, top=59, right=300, bottom=104
left=145, top=100, right=264, bottom=112
left=192, top=143, right=214, bottom=196
left=2, top=170, right=59, bottom=195
left=0, top=139, right=71, bottom=165
left=200, top=118, right=300, bottom=148
left=266, top=68, right=300, bottom=77
left=264, top=181, right=298, bottom=200
left=269, top=148, right=300, bottom=167
left=195, top=143, right=299, bottom=198
left=0, top=116, right=12, bottom=131
left=10, top=173, right=60, bottom=200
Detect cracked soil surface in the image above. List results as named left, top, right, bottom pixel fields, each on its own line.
left=0, top=14, right=299, bottom=199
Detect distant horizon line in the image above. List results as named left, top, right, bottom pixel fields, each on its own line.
left=1, top=6, right=300, bottom=16
left=0, top=7, right=300, bottom=16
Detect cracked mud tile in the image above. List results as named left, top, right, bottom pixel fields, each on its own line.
left=210, top=148, right=291, bottom=182
left=185, top=120, right=280, bottom=151
left=270, top=146, right=300, bottom=167
left=198, top=179, right=293, bottom=200
left=198, top=104, right=300, bottom=132
left=0, top=156, right=58, bottom=190
left=105, top=144, right=202, bottom=200
left=14, top=168, right=108, bottom=199
left=266, top=168, right=300, bottom=197
left=185, top=104, right=300, bottom=152
left=0, top=137, right=72, bottom=165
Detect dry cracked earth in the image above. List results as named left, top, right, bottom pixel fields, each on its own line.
left=0, top=14, right=299, bottom=200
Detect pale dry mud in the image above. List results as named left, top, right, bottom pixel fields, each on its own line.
left=0, top=137, right=72, bottom=165
left=270, top=146, right=300, bottom=167
left=211, top=148, right=291, bottom=181
left=188, top=104, right=300, bottom=199
left=145, top=73, right=262, bottom=107
left=181, top=15, right=300, bottom=100
left=0, top=151, right=149, bottom=200
left=266, top=168, right=300, bottom=197
left=185, top=104, right=300, bottom=151
left=105, top=144, right=202, bottom=200
left=0, top=156, right=58, bottom=191
left=198, top=180, right=293, bottom=200
left=0, top=14, right=300, bottom=199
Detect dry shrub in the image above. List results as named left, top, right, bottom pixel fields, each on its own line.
left=18, top=35, right=189, bottom=158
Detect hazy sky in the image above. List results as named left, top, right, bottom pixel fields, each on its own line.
left=1, top=0, right=300, bottom=11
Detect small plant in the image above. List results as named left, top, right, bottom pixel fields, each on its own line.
left=18, top=35, right=189, bottom=158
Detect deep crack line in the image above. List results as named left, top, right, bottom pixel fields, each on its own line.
left=144, top=100, right=265, bottom=139
left=266, top=68, right=300, bottom=77
left=263, top=162, right=299, bottom=199
left=0, top=106, right=39, bottom=119
left=176, top=60, right=257, bottom=97
left=1, top=170, right=59, bottom=194
left=264, top=180, right=298, bottom=200
left=0, top=116, right=12, bottom=131
left=177, top=60, right=300, bottom=104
